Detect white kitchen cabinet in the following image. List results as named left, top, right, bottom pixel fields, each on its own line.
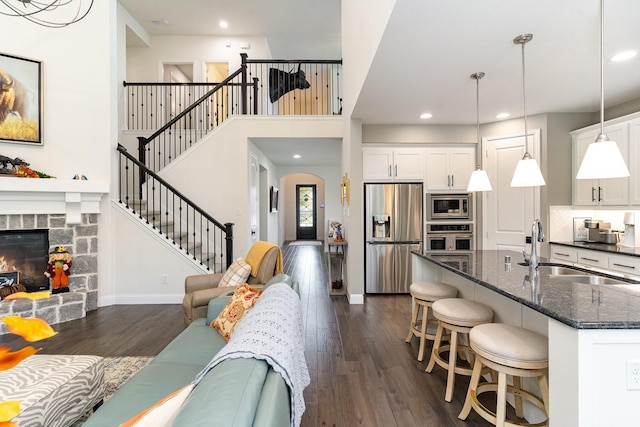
left=572, top=121, right=630, bottom=206
left=608, top=253, right=640, bottom=277
left=425, top=146, right=475, bottom=191
left=629, top=118, right=640, bottom=205
left=549, top=245, right=578, bottom=263
left=362, top=147, right=425, bottom=181
left=575, top=248, right=609, bottom=269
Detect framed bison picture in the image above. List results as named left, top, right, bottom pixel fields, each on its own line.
left=0, top=53, right=43, bottom=145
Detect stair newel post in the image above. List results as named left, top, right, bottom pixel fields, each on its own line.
left=240, top=53, right=248, bottom=115
left=252, top=77, right=259, bottom=114
left=224, top=222, right=234, bottom=269
left=137, top=136, right=148, bottom=201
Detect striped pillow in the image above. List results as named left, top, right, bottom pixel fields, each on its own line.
left=218, top=258, right=251, bottom=287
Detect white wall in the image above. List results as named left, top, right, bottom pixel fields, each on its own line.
left=109, top=203, right=207, bottom=304
left=156, top=116, right=342, bottom=257
left=126, top=35, right=270, bottom=82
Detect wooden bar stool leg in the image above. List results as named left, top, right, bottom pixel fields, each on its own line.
left=496, top=371, right=508, bottom=427
left=513, top=376, right=524, bottom=418
left=539, top=372, right=550, bottom=417
left=417, top=305, right=429, bottom=361
left=425, top=322, right=444, bottom=373
left=405, top=300, right=419, bottom=343
left=445, top=330, right=459, bottom=402
left=458, top=357, right=483, bottom=420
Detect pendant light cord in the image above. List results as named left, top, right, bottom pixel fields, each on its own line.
left=521, top=39, right=529, bottom=155
left=599, top=0, right=606, bottom=140
left=471, top=72, right=484, bottom=169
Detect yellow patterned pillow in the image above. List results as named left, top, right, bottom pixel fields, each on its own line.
left=211, top=283, right=263, bottom=342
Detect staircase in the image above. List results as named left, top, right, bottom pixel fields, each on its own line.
left=118, top=54, right=342, bottom=271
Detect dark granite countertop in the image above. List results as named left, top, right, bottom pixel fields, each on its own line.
left=413, top=249, right=640, bottom=330
left=551, top=241, right=640, bottom=257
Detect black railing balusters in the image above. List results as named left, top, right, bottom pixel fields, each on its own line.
left=117, top=144, right=233, bottom=272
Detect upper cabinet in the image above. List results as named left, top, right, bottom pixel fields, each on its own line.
left=362, top=147, right=425, bottom=181
left=572, top=114, right=639, bottom=206
left=425, top=146, right=475, bottom=191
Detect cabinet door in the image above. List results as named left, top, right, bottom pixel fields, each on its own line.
left=573, top=129, right=599, bottom=205
left=576, top=249, right=608, bottom=269
left=393, top=148, right=425, bottom=180
left=629, top=119, right=640, bottom=205
left=425, top=148, right=451, bottom=190
left=449, top=148, right=475, bottom=190
left=599, top=123, right=629, bottom=206
left=363, top=148, right=393, bottom=180
left=549, top=244, right=578, bottom=263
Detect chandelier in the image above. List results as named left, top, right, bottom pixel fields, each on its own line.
left=0, top=0, right=94, bottom=28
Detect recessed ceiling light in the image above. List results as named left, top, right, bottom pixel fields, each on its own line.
left=293, top=154, right=302, bottom=159
left=420, top=113, right=432, bottom=119
left=611, top=50, right=637, bottom=62
left=152, top=19, right=170, bottom=25
left=496, top=113, right=510, bottom=119
left=219, top=20, right=228, bottom=29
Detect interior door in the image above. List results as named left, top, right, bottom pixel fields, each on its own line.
left=484, top=131, right=541, bottom=251
left=296, top=184, right=317, bottom=240
left=249, top=154, right=259, bottom=246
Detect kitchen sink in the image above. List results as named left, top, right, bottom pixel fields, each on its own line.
left=539, top=265, right=584, bottom=276
left=565, top=275, right=627, bottom=285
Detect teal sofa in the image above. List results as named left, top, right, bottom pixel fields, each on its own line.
left=84, top=274, right=299, bottom=427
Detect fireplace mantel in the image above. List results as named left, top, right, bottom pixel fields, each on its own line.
left=0, top=177, right=109, bottom=224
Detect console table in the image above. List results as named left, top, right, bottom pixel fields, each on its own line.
left=327, top=239, right=347, bottom=295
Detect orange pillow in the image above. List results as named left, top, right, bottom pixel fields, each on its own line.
left=119, top=384, right=193, bottom=427
left=211, top=283, right=263, bottom=342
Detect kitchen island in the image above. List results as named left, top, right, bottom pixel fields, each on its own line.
left=412, top=249, right=640, bottom=427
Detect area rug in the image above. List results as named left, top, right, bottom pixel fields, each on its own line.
left=71, top=356, right=154, bottom=425
left=289, top=241, right=323, bottom=246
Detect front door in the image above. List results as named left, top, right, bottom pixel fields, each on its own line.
left=296, top=185, right=317, bottom=240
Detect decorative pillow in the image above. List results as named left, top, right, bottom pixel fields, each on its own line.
left=120, top=384, right=193, bottom=427
left=211, top=283, right=263, bottom=342
left=218, top=258, right=251, bottom=287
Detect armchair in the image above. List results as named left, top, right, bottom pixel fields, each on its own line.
left=182, top=243, right=282, bottom=326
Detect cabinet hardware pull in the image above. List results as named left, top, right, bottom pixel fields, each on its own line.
left=555, top=252, right=570, bottom=257
left=581, top=257, right=599, bottom=263
left=591, top=187, right=596, bottom=202
left=613, top=263, right=635, bottom=269
left=394, top=164, right=397, bottom=176
left=598, top=186, right=603, bottom=202
left=451, top=175, right=454, bottom=187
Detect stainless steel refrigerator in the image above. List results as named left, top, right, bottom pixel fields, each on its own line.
left=365, top=183, right=423, bottom=293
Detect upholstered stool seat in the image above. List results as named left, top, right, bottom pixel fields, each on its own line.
left=459, top=323, right=549, bottom=427
left=405, top=281, right=458, bottom=361
left=425, top=298, right=493, bottom=402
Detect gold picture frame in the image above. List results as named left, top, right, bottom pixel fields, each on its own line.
left=340, top=173, right=350, bottom=205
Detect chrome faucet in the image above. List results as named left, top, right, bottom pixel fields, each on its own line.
left=523, top=219, right=544, bottom=270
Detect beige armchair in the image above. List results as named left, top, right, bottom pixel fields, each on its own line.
left=182, top=244, right=281, bottom=326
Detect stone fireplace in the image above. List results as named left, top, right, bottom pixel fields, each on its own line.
left=0, top=177, right=108, bottom=335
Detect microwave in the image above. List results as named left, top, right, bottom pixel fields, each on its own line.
left=426, top=193, right=472, bottom=221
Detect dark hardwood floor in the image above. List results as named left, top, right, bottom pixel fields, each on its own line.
left=0, top=241, right=491, bottom=426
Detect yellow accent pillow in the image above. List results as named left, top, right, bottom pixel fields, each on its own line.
left=211, top=283, right=263, bottom=342
left=119, top=384, right=193, bottom=427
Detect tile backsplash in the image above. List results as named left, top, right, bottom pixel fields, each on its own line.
left=549, top=206, right=640, bottom=246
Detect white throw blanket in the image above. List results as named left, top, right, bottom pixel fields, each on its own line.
left=193, top=282, right=310, bottom=427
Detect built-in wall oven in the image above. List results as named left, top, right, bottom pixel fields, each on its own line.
left=425, top=223, right=474, bottom=252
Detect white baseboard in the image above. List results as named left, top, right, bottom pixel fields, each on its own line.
left=348, top=293, right=364, bottom=304
left=112, top=294, right=183, bottom=305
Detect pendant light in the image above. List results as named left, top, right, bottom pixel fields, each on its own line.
left=467, top=72, right=492, bottom=192
left=576, top=0, right=630, bottom=180
left=510, top=34, right=546, bottom=188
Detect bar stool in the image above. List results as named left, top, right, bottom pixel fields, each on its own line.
left=459, top=323, right=549, bottom=427
left=405, top=281, right=458, bottom=361
left=425, top=298, right=493, bottom=402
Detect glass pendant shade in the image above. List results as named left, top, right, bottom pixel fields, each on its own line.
left=511, top=155, right=546, bottom=187
left=576, top=138, right=629, bottom=179
left=467, top=168, right=492, bottom=192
